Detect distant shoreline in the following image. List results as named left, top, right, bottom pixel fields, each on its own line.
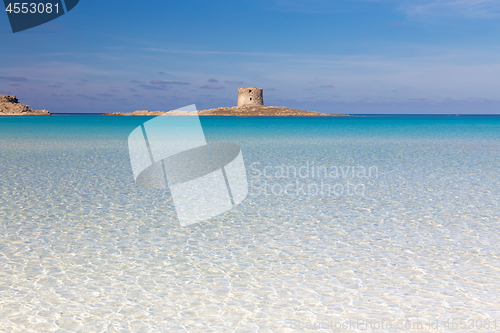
left=103, top=106, right=354, bottom=117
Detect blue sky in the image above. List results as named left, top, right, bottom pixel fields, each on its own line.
left=1, top=0, right=500, bottom=113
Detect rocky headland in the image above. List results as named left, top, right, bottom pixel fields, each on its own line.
left=0, top=95, right=51, bottom=116
left=104, top=105, right=352, bottom=117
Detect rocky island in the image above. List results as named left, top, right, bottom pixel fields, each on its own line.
left=0, top=95, right=51, bottom=116
left=104, top=87, right=352, bottom=117
left=104, top=105, right=351, bottom=117
left=199, top=105, right=350, bottom=116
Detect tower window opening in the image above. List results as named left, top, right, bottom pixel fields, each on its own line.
left=249, top=90, right=252, bottom=93
left=250, top=97, right=252, bottom=100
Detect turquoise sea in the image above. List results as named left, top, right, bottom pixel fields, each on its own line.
left=1, top=115, right=500, bottom=332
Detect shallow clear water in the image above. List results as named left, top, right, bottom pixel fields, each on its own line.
left=1, top=115, right=500, bottom=332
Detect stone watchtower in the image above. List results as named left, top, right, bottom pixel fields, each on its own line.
left=237, top=87, right=263, bottom=107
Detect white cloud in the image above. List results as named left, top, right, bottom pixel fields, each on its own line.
left=401, top=0, right=500, bottom=18
left=259, top=0, right=500, bottom=18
